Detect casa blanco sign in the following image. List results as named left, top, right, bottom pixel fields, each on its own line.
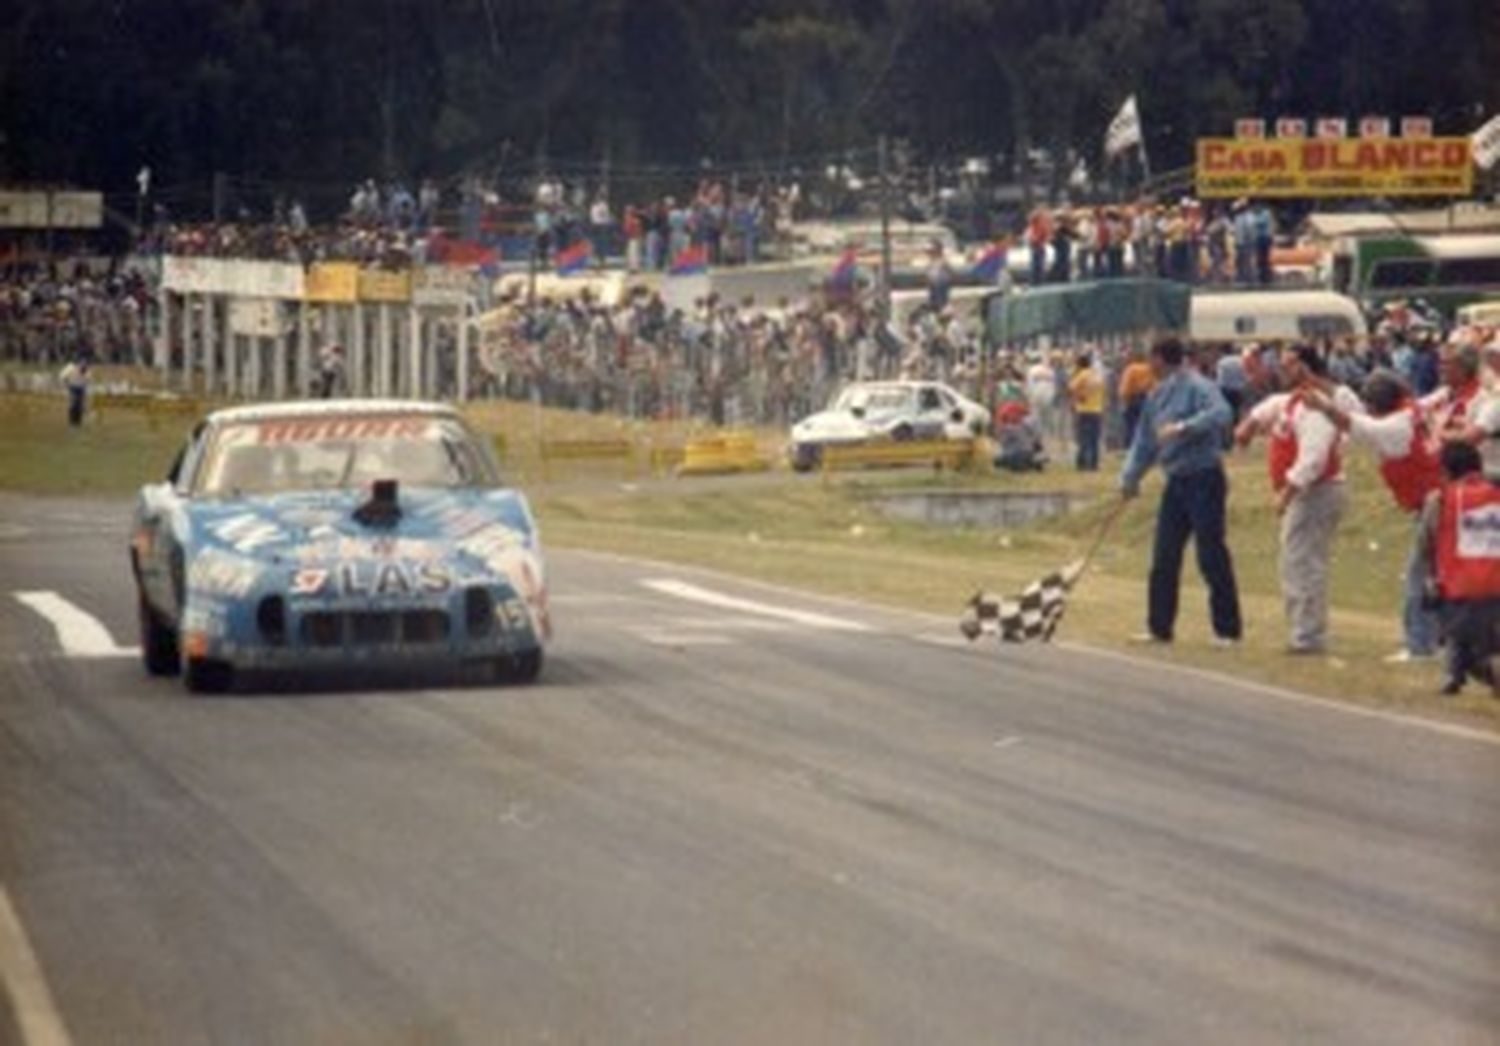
left=1196, top=137, right=1473, bottom=198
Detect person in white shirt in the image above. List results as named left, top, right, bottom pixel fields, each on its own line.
left=1235, top=344, right=1346, bottom=654
left=1024, top=352, right=1057, bottom=439
left=1453, top=338, right=1500, bottom=478
left=1305, top=370, right=1443, bottom=662
left=59, top=355, right=90, bottom=426
left=1419, top=342, right=1483, bottom=449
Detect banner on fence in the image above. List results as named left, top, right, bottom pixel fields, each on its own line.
left=229, top=299, right=285, bottom=338
left=412, top=266, right=472, bottom=307
left=357, top=269, right=412, bottom=303
left=162, top=257, right=305, bottom=298
left=305, top=262, right=360, bottom=303
left=0, top=191, right=103, bottom=229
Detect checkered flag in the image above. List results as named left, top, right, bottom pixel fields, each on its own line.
left=960, top=560, right=1084, bottom=644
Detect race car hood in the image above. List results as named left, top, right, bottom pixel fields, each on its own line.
left=182, top=486, right=544, bottom=606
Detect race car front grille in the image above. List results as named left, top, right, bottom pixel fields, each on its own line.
left=299, top=610, right=451, bottom=647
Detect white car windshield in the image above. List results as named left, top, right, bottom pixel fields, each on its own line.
left=196, top=415, right=496, bottom=496
left=832, top=386, right=912, bottom=412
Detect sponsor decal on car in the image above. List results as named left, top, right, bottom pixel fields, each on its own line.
left=255, top=416, right=432, bottom=444
left=188, top=550, right=263, bottom=598
left=209, top=512, right=288, bottom=554
left=288, top=560, right=453, bottom=598
left=182, top=598, right=230, bottom=636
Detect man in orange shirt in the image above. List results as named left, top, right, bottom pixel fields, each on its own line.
left=1117, top=345, right=1156, bottom=450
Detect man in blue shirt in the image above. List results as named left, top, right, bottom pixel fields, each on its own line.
left=1121, top=338, right=1243, bottom=645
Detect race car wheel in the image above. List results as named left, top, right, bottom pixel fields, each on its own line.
left=493, top=648, right=543, bottom=685
left=891, top=424, right=914, bottom=442
left=183, top=657, right=233, bottom=695
left=791, top=444, right=822, bottom=473
left=138, top=590, right=180, bottom=676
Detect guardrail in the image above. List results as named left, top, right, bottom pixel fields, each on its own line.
left=820, top=438, right=981, bottom=475
left=94, top=394, right=203, bottom=430
left=677, top=430, right=771, bottom=476
left=538, top=437, right=637, bottom=480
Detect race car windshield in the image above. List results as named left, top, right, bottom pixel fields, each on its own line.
left=197, top=416, right=498, bottom=496
left=833, top=387, right=910, bottom=412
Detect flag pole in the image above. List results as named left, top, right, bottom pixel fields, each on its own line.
left=1074, top=496, right=1130, bottom=579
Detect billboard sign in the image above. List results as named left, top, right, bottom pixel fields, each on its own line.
left=1196, top=137, right=1474, bottom=198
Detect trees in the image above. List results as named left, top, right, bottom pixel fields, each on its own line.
left=0, top=0, right=1494, bottom=210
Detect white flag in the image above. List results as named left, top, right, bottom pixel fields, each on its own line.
left=1473, top=114, right=1500, bottom=171
left=136, top=167, right=151, bottom=196
left=1104, top=96, right=1142, bottom=158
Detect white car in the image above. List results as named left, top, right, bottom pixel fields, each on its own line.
left=789, top=381, right=989, bottom=471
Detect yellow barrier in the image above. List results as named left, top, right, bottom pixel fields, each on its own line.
left=677, top=429, right=771, bottom=477
left=93, top=394, right=201, bottom=431
left=0, top=394, right=50, bottom=421
left=647, top=444, right=685, bottom=476
left=93, top=392, right=158, bottom=417
left=820, top=438, right=979, bottom=474
left=538, top=437, right=636, bottom=480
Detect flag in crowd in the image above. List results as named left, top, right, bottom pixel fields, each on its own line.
left=555, top=239, right=594, bottom=276
left=969, top=240, right=1008, bottom=282
left=1104, top=95, right=1143, bottom=159
left=1473, top=113, right=1500, bottom=171
left=668, top=243, right=709, bottom=276
left=960, top=561, right=1085, bottom=643
left=829, top=247, right=859, bottom=286
left=428, top=232, right=499, bottom=268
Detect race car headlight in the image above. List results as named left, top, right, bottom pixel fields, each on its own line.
left=256, top=595, right=287, bottom=645
left=464, top=586, right=494, bottom=637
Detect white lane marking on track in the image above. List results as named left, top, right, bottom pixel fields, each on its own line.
left=568, top=548, right=1500, bottom=747
left=12, top=591, right=137, bottom=659
left=628, top=629, right=735, bottom=647
left=640, top=579, right=874, bottom=633
left=0, top=884, right=72, bottom=1046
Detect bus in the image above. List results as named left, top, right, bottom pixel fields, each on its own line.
left=1190, top=290, right=1368, bottom=344
left=1329, top=234, right=1500, bottom=316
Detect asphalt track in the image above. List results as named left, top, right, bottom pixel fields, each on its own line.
left=0, top=493, right=1498, bottom=1045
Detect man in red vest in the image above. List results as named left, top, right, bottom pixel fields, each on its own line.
left=1305, top=369, right=1442, bottom=662
left=1235, top=344, right=1344, bottom=654
left=1420, top=343, right=1483, bottom=448
left=1420, top=440, right=1500, bottom=695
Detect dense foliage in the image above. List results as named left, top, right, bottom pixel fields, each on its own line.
left=3, top=0, right=1496, bottom=209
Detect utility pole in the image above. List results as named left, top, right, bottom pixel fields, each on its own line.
left=879, top=134, right=893, bottom=322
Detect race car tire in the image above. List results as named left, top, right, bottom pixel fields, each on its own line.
left=493, top=648, right=543, bottom=685
left=138, top=590, right=180, bottom=676
left=891, top=424, right=914, bottom=442
left=183, top=657, right=233, bottom=695
left=791, top=444, right=822, bottom=473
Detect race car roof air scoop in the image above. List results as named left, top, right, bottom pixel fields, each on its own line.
left=354, top=479, right=402, bottom=528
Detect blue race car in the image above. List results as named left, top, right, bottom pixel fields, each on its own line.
left=130, top=400, right=550, bottom=693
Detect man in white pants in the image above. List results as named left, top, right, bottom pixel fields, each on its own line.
left=1237, top=344, right=1346, bottom=654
